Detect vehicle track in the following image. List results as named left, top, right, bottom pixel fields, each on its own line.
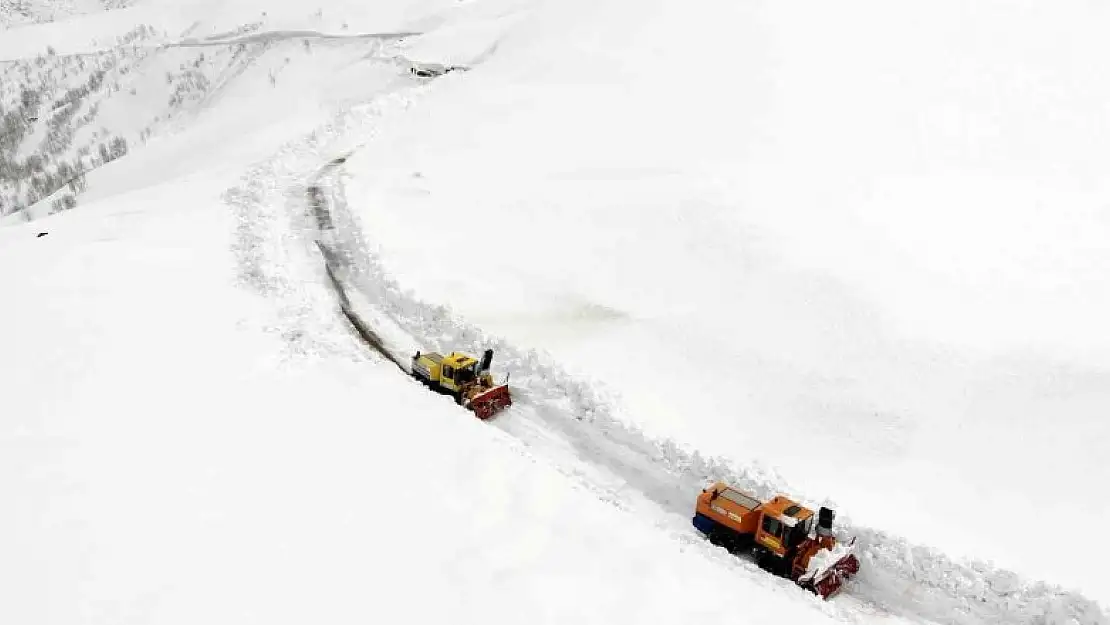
left=0, top=27, right=420, bottom=63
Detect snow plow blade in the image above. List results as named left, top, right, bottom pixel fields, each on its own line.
left=467, top=384, right=512, bottom=420
left=798, top=544, right=860, bottom=599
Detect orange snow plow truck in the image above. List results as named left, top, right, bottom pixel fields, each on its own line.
left=410, top=348, right=512, bottom=419
left=693, top=482, right=860, bottom=599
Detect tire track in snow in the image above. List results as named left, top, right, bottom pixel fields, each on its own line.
left=0, top=28, right=419, bottom=63
left=319, top=240, right=409, bottom=372
left=222, top=73, right=1109, bottom=625
left=171, top=29, right=421, bottom=49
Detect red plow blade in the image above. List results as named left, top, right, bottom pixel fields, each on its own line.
left=468, top=384, right=512, bottom=419
left=806, top=552, right=860, bottom=599
left=797, top=538, right=860, bottom=599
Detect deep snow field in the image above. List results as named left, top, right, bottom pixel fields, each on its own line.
left=2, top=0, right=1108, bottom=624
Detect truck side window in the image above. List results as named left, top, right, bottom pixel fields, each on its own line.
left=443, top=365, right=454, bottom=379
left=762, top=516, right=783, bottom=538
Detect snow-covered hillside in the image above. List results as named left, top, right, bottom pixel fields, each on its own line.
left=340, top=0, right=1110, bottom=604
left=2, top=0, right=1108, bottom=624
left=0, top=156, right=856, bottom=624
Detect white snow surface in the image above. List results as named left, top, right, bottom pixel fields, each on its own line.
left=1, top=0, right=1108, bottom=624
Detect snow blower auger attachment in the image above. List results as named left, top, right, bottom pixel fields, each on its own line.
left=692, top=482, right=860, bottom=599
left=411, top=348, right=512, bottom=420
left=794, top=508, right=860, bottom=599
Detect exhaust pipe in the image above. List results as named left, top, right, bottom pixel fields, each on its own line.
left=817, top=507, right=835, bottom=538
left=479, top=349, right=494, bottom=375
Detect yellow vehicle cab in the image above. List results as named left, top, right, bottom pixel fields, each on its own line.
left=410, top=348, right=512, bottom=419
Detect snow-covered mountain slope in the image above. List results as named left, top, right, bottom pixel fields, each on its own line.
left=338, top=0, right=1110, bottom=606
left=0, top=169, right=858, bottom=625
left=1, top=0, right=1108, bottom=623
left=0, top=0, right=466, bottom=220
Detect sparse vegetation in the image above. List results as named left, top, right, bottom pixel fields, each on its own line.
left=0, top=23, right=211, bottom=218
left=1, top=0, right=139, bottom=29
left=0, top=45, right=131, bottom=216
left=168, top=69, right=211, bottom=107
left=0, top=20, right=272, bottom=220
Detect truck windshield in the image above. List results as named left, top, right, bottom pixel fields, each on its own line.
left=456, top=364, right=476, bottom=383
left=786, top=520, right=809, bottom=548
